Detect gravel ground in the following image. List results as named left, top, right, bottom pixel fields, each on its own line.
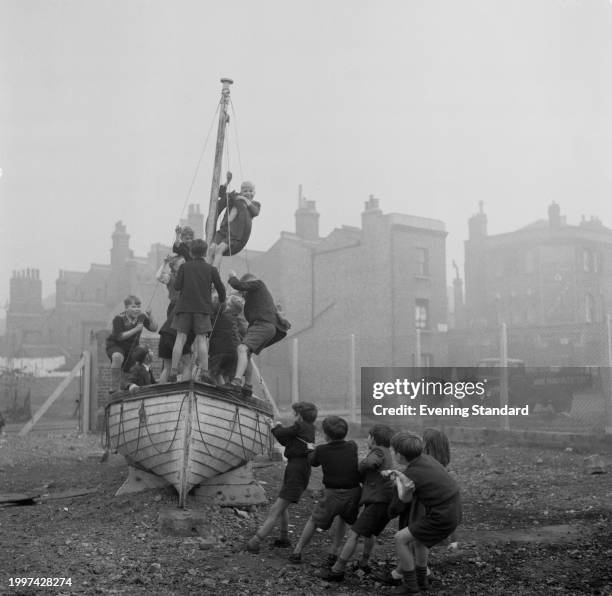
left=0, top=430, right=611, bottom=595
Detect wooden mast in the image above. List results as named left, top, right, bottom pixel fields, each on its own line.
left=205, top=78, right=233, bottom=247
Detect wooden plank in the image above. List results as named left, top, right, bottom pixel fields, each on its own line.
left=0, top=492, right=40, bottom=504
left=82, top=350, right=91, bottom=434
left=18, top=355, right=85, bottom=436
left=43, top=488, right=96, bottom=500
left=251, top=359, right=280, bottom=418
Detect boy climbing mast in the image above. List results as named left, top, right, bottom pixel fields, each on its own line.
left=208, top=171, right=260, bottom=269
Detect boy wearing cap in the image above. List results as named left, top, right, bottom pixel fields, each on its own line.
left=246, top=401, right=318, bottom=554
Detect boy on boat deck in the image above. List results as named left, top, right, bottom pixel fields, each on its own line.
left=168, top=239, right=226, bottom=384
left=225, top=271, right=290, bottom=397
left=208, top=171, right=261, bottom=269
left=105, top=295, right=158, bottom=393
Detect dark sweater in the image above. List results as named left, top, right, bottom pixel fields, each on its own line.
left=174, top=258, right=226, bottom=314
left=124, top=363, right=156, bottom=388
left=404, top=454, right=459, bottom=508
left=308, top=440, right=361, bottom=489
left=359, top=445, right=394, bottom=505
left=271, top=420, right=315, bottom=459
left=227, top=277, right=278, bottom=325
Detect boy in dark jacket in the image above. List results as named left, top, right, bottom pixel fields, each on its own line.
left=289, top=416, right=361, bottom=564
left=384, top=432, right=462, bottom=594
left=124, top=346, right=156, bottom=392
left=169, top=239, right=226, bottom=384
left=226, top=271, right=289, bottom=397
left=246, top=402, right=317, bottom=554
left=321, top=423, right=395, bottom=582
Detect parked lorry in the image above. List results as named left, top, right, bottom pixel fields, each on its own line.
left=475, top=358, right=598, bottom=413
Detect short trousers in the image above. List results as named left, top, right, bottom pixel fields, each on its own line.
left=106, top=345, right=136, bottom=372
left=158, top=331, right=194, bottom=359
left=351, top=502, right=392, bottom=538
left=209, top=352, right=236, bottom=377
left=213, top=230, right=244, bottom=255
left=311, top=487, right=362, bottom=530
left=243, top=321, right=276, bottom=355
left=278, top=457, right=311, bottom=504
left=172, top=312, right=212, bottom=335
left=409, top=492, right=462, bottom=549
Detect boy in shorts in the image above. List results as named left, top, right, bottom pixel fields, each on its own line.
left=169, top=239, right=225, bottom=384
left=246, top=402, right=317, bottom=554
left=288, top=416, right=361, bottom=565
left=384, top=432, right=462, bottom=594
left=226, top=271, right=290, bottom=397
left=105, top=295, right=158, bottom=393
left=321, top=423, right=395, bottom=582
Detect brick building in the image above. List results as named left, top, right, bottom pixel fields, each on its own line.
left=450, top=202, right=612, bottom=366
left=5, top=192, right=449, bottom=412
left=242, top=192, right=448, bottom=408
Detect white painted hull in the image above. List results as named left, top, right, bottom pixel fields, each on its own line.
left=105, top=381, right=274, bottom=505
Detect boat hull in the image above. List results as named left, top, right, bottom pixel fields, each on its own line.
left=105, top=381, right=274, bottom=505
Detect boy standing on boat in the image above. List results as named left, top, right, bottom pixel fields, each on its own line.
left=209, top=171, right=261, bottom=269
left=169, top=239, right=226, bottom=384
left=246, top=401, right=318, bottom=554
left=106, top=295, right=158, bottom=393
left=225, top=271, right=290, bottom=397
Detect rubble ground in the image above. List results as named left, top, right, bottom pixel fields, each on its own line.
left=0, top=431, right=611, bottom=595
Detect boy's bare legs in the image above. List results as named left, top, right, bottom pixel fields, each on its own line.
left=159, top=358, right=171, bottom=383
left=231, top=344, right=249, bottom=385
left=170, top=332, right=187, bottom=379
left=180, top=353, right=193, bottom=381
left=247, top=497, right=291, bottom=552
left=194, top=333, right=211, bottom=381
left=291, top=517, right=317, bottom=557
left=359, top=535, right=375, bottom=570
left=109, top=352, right=124, bottom=392
left=330, top=518, right=347, bottom=559
left=394, top=527, right=420, bottom=593
left=330, top=529, right=360, bottom=573
left=211, top=241, right=228, bottom=269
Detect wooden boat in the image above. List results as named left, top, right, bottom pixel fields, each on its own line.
left=105, top=79, right=277, bottom=506
left=105, top=381, right=274, bottom=505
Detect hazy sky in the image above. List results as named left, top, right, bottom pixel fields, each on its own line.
left=1, top=0, right=611, bottom=312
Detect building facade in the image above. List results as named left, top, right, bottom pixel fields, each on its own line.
left=452, top=202, right=612, bottom=366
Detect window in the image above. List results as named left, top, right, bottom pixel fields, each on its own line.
left=583, top=249, right=591, bottom=272
left=415, top=247, right=429, bottom=276
left=415, top=299, right=429, bottom=329
left=585, top=294, right=596, bottom=323
left=421, top=353, right=434, bottom=368
left=593, top=251, right=601, bottom=274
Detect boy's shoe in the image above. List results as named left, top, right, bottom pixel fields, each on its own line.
left=245, top=540, right=260, bottom=554
left=167, top=373, right=178, bottom=383
left=287, top=553, right=302, bottom=564
left=242, top=384, right=253, bottom=398
left=387, top=583, right=420, bottom=595
left=272, top=538, right=292, bottom=548
left=197, top=372, right=216, bottom=386
left=371, top=569, right=402, bottom=587
left=222, top=379, right=242, bottom=392
left=319, top=568, right=344, bottom=582
left=356, top=561, right=372, bottom=574
left=323, top=553, right=338, bottom=567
